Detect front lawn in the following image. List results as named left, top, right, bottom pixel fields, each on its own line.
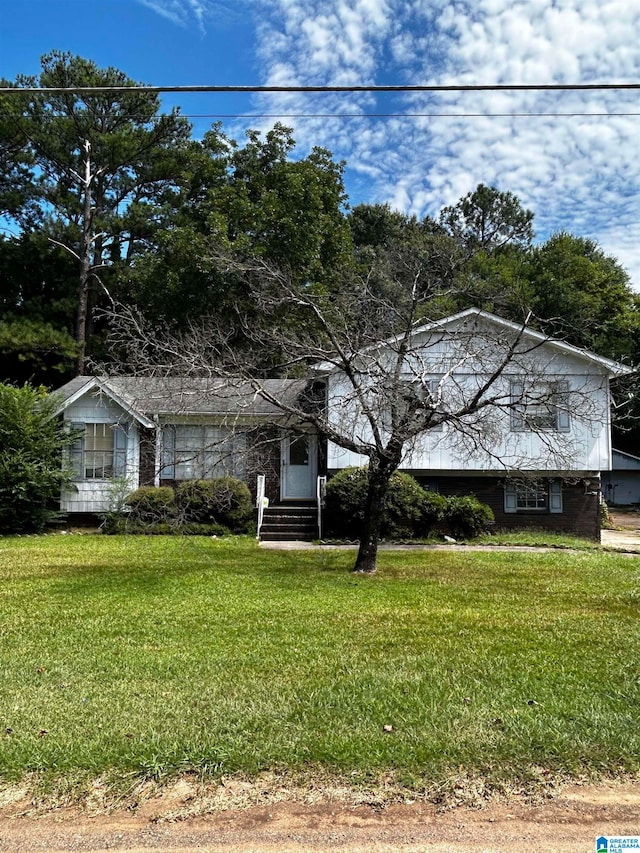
left=0, top=535, right=638, bottom=794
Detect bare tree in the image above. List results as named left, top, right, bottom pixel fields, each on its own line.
left=106, top=244, right=626, bottom=573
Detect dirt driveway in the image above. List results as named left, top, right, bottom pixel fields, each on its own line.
left=603, top=508, right=640, bottom=550
left=1, top=778, right=639, bottom=852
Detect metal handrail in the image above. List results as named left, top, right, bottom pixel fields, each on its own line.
left=256, top=474, right=267, bottom=540
left=317, top=475, right=327, bottom=540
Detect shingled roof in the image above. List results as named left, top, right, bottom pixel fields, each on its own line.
left=52, top=376, right=315, bottom=420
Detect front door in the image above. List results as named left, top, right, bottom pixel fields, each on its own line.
left=281, top=433, right=317, bottom=500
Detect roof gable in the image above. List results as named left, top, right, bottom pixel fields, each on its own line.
left=313, top=307, right=632, bottom=377
left=414, top=308, right=631, bottom=376
left=52, top=376, right=156, bottom=428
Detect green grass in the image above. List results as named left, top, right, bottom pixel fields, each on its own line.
left=0, top=534, right=639, bottom=794
left=473, top=529, right=602, bottom=549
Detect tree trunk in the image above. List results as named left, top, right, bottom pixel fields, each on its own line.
left=75, top=139, right=93, bottom=376
left=353, top=459, right=394, bottom=574
left=86, top=188, right=104, bottom=344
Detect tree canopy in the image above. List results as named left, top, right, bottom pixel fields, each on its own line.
left=1, top=52, right=192, bottom=373
left=1, top=54, right=638, bottom=474
left=2, top=53, right=637, bottom=385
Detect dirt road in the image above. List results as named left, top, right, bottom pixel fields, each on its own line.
left=0, top=779, right=638, bottom=852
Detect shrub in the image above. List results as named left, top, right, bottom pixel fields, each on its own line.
left=444, top=495, right=494, bottom=539
left=175, top=478, right=253, bottom=533
left=0, top=383, right=76, bottom=534
left=600, top=498, right=614, bottom=530
left=419, top=490, right=449, bottom=534
left=324, top=467, right=369, bottom=538
left=383, top=472, right=430, bottom=538
left=325, top=467, right=428, bottom=539
left=104, top=481, right=252, bottom=536
left=124, top=486, right=177, bottom=525
left=325, top=469, right=495, bottom=541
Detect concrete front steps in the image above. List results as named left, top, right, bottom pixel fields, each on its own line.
left=259, top=503, right=319, bottom=541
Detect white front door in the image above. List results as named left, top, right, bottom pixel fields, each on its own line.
left=281, top=433, right=317, bottom=500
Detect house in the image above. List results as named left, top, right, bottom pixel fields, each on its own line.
left=601, top=449, right=640, bottom=505
left=52, top=308, right=631, bottom=540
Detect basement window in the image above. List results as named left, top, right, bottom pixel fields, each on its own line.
left=504, top=478, right=563, bottom=513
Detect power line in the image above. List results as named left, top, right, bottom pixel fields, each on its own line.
left=3, top=110, right=639, bottom=121
left=147, top=111, right=640, bottom=119
left=1, top=82, right=640, bottom=95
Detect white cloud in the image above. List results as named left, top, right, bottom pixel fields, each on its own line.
left=136, top=0, right=228, bottom=34
left=137, top=0, right=188, bottom=28
left=247, top=0, right=640, bottom=289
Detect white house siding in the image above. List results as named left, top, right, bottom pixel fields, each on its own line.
left=60, top=390, right=140, bottom=513
left=326, top=347, right=613, bottom=476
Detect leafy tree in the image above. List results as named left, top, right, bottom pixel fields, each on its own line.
left=2, top=52, right=192, bottom=374
left=0, top=384, right=75, bottom=533
left=439, top=183, right=534, bottom=252
left=0, top=318, right=78, bottom=385
left=0, top=76, right=44, bottom=226
left=124, top=124, right=353, bottom=334
left=349, top=203, right=443, bottom=251
left=348, top=203, right=464, bottom=324
left=0, top=232, right=79, bottom=384
left=526, top=232, right=640, bottom=360
left=350, top=194, right=536, bottom=323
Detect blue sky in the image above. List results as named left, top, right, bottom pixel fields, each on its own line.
left=1, top=0, right=640, bottom=288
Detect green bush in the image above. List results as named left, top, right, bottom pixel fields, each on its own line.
left=0, top=383, right=76, bottom=534
left=324, top=467, right=369, bottom=537
left=419, top=490, right=449, bottom=534
left=104, top=481, right=252, bottom=536
left=324, top=467, right=494, bottom=541
left=383, top=471, right=430, bottom=538
left=444, top=495, right=494, bottom=539
left=600, top=498, right=614, bottom=530
left=325, top=467, right=428, bottom=539
left=124, top=486, right=177, bottom=525
left=175, top=478, right=253, bottom=533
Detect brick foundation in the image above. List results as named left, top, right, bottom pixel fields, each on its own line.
left=419, top=475, right=601, bottom=541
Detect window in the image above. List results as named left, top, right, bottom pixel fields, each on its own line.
left=288, top=433, right=310, bottom=466
left=162, top=425, right=246, bottom=480
left=69, top=422, right=127, bottom=480
left=511, top=380, right=570, bottom=432
left=504, top=478, right=562, bottom=513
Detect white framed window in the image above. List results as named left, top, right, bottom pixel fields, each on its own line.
left=69, top=422, right=128, bottom=480
left=510, top=380, right=570, bottom=433
left=504, top=478, right=563, bottom=513
left=162, top=425, right=246, bottom=480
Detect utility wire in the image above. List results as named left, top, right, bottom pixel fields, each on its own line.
left=131, top=111, right=640, bottom=119
left=2, top=111, right=639, bottom=120
left=1, top=82, right=640, bottom=95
